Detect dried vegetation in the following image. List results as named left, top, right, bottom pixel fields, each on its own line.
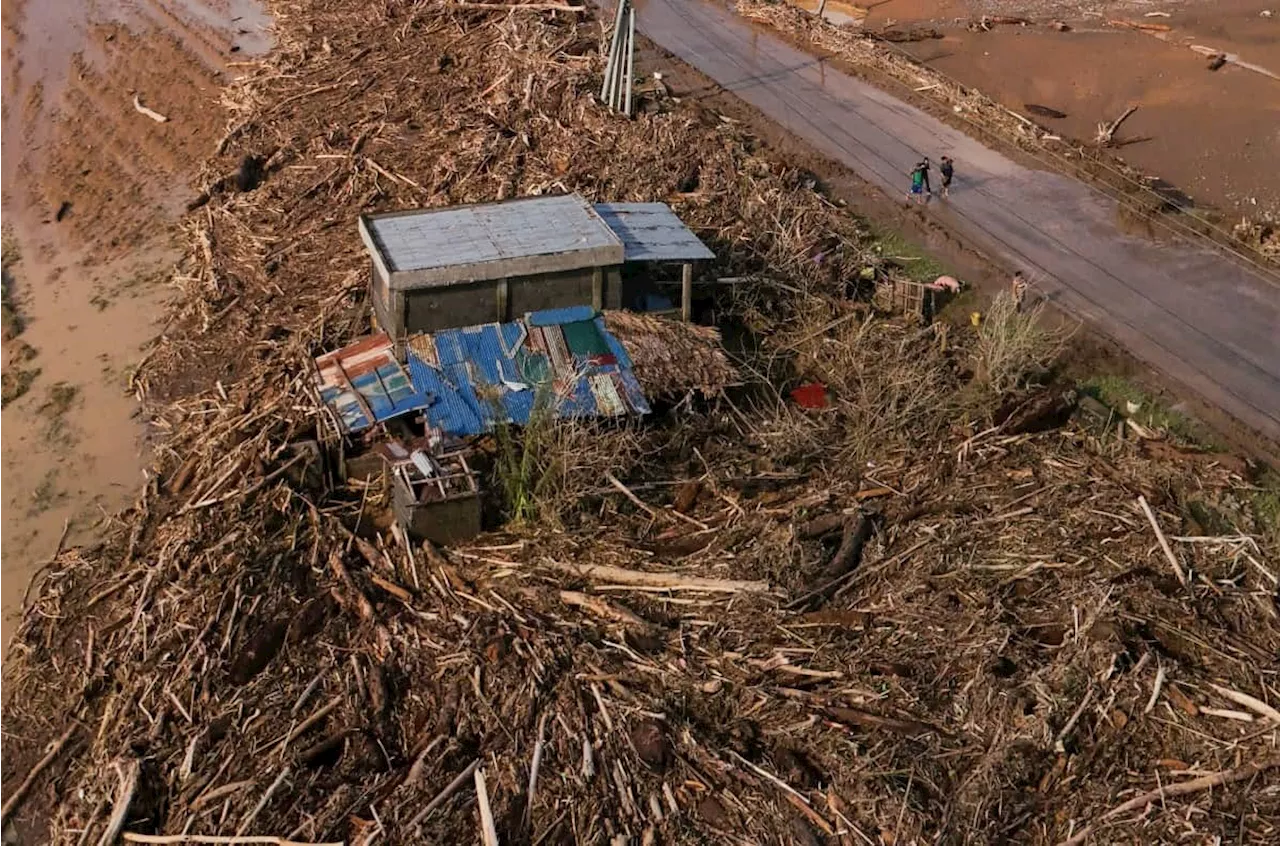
left=3, top=2, right=1279, bottom=845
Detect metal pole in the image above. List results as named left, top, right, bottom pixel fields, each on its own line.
left=623, top=3, right=636, bottom=116
left=600, top=0, right=626, bottom=103
left=606, top=0, right=628, bottom=110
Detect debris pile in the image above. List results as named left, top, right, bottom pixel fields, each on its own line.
left=603, top=310, right=737, bottom=399
left=3, top=3, right=1279, bottom=846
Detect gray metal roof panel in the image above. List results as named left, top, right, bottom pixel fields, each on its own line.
left=594, top=202, right=715, bottom=263
left=362, top=195, right=625, bottom=288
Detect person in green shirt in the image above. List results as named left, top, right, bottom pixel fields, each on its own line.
left=908, top=158, right=931, bottom=204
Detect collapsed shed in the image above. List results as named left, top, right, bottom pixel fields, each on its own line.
left=359, top=193, right=714, bottom=340
left=313, top=306, right=651, bottom=440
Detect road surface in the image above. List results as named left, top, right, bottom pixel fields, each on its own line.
left=633, top=0, right=1280, bottom=442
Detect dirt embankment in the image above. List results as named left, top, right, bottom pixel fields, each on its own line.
left=0, top=0, right=269, bottom=647
left=823, top=0, right=1280, bottom=223
left=2, top=2, right=1278, bottom=845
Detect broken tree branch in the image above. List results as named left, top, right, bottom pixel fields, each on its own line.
left=449, top=2, right=586, bottom=12
left=1210, top=683, right=1280, bottom=724
left=1138, top=496, right=1189, bottom=588
left=408, top=759, right=481, bottom=829
left=133, top=95, right=170, bottom=123
left=1057, top=755, right=1280, bottom=846
left=559, top=590, right=653, bottom=630
left=1095, top=104, right=1138, bottom=145
left=1, top=724, right=77, bottom=822
left=475, top=767, right=499, bottom=846
left=124, top=836, right=343, bottom=845
left=96, top=759, right=142, bottom=846
left=543, top=559, right=770, bottom=594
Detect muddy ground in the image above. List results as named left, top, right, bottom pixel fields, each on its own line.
left=833, top=0, right=1280, bottom=222
left=0, top=0, right=270, bottom=646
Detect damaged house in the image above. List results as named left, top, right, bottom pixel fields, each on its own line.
left=315, top=194, right=732, bottom=544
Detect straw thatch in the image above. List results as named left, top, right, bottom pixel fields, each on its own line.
left=605, top=310, right=737, bottom=399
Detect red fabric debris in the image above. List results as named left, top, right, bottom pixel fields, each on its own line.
left=790, top=382, right=828, bottom=409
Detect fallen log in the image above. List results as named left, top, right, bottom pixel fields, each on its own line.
left=1108, top=19, right=1171, bottom=33
left=450, top=2, right=586, bottom=11
left=796, top=512, right=846, bottom=539
left=788, top=513, right=878, bottom=610
left=1024, top=103, right=1067, bottom=120
left=820, top=513, right=877, bottom=582
left=542, top=559, right=771, bottom=593
left=124, top=837, right=343, bottom=845
left=560, top=590, right=655, bottom=630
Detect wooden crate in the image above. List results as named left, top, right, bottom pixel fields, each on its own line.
left=390, top=449, right=483, bottom=545
left=873, top=278, right=935, bottom=322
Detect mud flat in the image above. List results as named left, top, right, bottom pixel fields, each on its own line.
left=0, top=0, right=271, bottom=647
left=848, top=0, right=1280, bottom=220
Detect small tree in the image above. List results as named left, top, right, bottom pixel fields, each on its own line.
left=974, top=290, right=1072, bottom=395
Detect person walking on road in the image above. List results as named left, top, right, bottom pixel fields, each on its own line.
left=940, top=156, right=954, bottom=198
left=908, top=158, right=931, bottom=204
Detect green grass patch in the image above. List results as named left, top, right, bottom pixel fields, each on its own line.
left=42, top=382, right=79, bottom=416
left=1251, top=467, right=1280, bottom=544
left=1078, top=373, right=1215, bottom=446
left=30, top=470, right=64, bottom=515
left=871, top=229, right=947, bottom=283
left=38, top=381, right=81, bottom=444
left=2, top=272, right=23, bottom=340
left=2, top=226, right=22, bottom=339
left=1, top=226, right=20, bottom=268
left=2, top=365, right=40, bottom=406
left=491, top=379, right=559, bottom=525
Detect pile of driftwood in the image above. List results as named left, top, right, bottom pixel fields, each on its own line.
left=3, top=2, right=1279, bottom=845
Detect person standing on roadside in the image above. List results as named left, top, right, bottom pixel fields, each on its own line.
left=1012, top=270, right=1028, bottom=312
left=940, top=156, right=954, bottom=198
left=908, top=158, right=931, bottom=204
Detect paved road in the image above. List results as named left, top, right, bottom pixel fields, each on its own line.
left=633, top=0, right=1280, bottom=441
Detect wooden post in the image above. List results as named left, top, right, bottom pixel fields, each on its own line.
left=592, top=267, right=604, bottom=311
left=496, top=278, right=510, bottom=323
left=393, top=290, right=407, bottom=357
left=681, top=263, right=693, bottom=322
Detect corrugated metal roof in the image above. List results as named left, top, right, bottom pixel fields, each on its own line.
left=316, top=311, right=651, bottom=437
left=594, top=202, right=715, bottom=263
left=314, top=333, right=433, bottom=434
left=360, top=194, right=624, bottom=287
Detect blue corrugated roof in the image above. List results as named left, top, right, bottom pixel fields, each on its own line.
left=319, top=310, right=652, bottom=437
